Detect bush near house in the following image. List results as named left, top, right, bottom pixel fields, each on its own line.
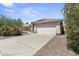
left=0, top=15, right=23, bottom=36
left=64, top=3, right=79, bottom=53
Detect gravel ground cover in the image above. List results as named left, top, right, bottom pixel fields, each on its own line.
left=34, top=35, right=76, bottom=56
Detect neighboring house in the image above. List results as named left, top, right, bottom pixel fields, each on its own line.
left=21, top=23, right=31, bottom=32
left=31, top=19, right=64, bottom=35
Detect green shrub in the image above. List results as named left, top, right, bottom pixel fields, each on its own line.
left=0, top=15, right=23, bottom=36
left=64, top=3, right=79, bottom=53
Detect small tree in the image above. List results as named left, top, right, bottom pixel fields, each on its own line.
left=64, top=3, right=79, bottom=53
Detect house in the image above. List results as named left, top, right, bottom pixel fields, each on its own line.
left=31, top=19, right=64, bottom=35
left=21, top=23, right=31, bottom=33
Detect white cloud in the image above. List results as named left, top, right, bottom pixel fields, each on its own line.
left=22, top=8, right=40, bottom=17
left=5, top=9, right=14, bottom=13
left=0, top=3, right=15, bottom=8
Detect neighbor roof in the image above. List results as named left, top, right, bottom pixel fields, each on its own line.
left=31, top=19, right=63, bottom=24
left=22, top=23, right=30, bottom=27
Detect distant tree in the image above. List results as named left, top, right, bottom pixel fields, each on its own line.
left=26, top=22, right=29, bottom=24
left=17, top=18, right=23, bottom=26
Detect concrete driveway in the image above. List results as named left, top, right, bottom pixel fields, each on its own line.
left=0, top=33, right=55, bottom=56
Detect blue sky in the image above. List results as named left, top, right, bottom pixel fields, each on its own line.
left=0, top=3, right=64, bottom=23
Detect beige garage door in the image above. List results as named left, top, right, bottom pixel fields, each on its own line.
left=37, top=27, right=56, bottom=35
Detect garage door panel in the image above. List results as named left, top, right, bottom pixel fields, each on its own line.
left=36, top=23, right=56, bottom=28
left=37, top=27, right=56, bottom=35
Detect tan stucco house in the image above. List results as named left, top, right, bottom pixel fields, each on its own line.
left=31, top=19, right=64, bottom=35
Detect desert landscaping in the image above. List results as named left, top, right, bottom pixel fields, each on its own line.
left=0, top=3, right=79, bottom=56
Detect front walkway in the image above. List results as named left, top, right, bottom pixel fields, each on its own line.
left=0, top=33, right=55, bottom=56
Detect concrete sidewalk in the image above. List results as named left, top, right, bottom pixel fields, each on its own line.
left=0, top=33, right=55, bottom=56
